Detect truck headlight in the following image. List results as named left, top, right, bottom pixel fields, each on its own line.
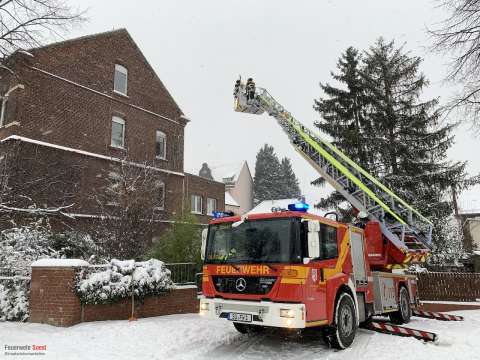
left=200, top=302, right=209, bottom=311
left=280, top=309, right=295, bottom=318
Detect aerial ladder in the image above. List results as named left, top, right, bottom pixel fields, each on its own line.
left=234, top=78, right=433, bottom=267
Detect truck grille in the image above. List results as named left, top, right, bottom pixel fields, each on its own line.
left=212, top=276, right=277, bottom=295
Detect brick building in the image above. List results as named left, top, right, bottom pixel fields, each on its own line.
left=0, top=29, right=224, bottom=236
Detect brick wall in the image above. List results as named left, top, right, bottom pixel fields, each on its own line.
left=0, top=29, right=186, bottom=170
left=29, top=266, right=82, bottom=327
left=0, top=29, right=225, bottom=231
left=420, top=302, right=480, bottom=313
left=82, top=288, right=199, bottom=322
left=186, top=173, right=225, bottom=224
left=29, top=264, right=200, bottom=327
left=0, top=140, right=187, bottom=219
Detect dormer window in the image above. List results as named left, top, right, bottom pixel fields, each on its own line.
left=114, top=64, right=128, bottom=95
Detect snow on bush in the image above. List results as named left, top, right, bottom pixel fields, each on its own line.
left=0, top=221, right=101, bottom=276
left=76, top=259, right=174, bottom=304
left=0, top=279, right=30, bottom=321
left=0, top=221, right=102, bottom=321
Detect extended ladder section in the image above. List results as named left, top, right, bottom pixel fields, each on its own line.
left=234, top=80, right=433, bottom=259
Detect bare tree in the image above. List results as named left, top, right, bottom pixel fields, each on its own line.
left=91, top=158, right=167, bottom=260
left=430, top=0, right=480, bottom=126
left=0, top=0, right=84, bottom=63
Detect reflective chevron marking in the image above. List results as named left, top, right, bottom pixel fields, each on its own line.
left=366, top=321, right=438, bottom=342
left=413, top=310, right=464, bottom=321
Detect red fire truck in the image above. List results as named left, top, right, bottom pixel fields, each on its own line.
left=198, top=79, right=434, bottom=349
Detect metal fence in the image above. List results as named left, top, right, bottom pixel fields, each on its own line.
left=165, top=262, right=198, bottom=285
left=81, top=262, right=199, bottom=285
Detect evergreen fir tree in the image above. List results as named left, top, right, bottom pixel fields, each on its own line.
left=313, top=46, right=371, bottom=218
left=279, top=158, right=301, bottom=199
left=314, top=38, right=476, bottom=255
left=361, top=38, right=473, bottom=255
left=314, top=46, right=373, bottom=170
left=253, top=144, right=282, bottom=204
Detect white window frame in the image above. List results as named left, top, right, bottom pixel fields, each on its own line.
left=191, top=194, right=203, bottom=214
left=156, top=130, right=167, bottom=160
left=111, top=116, right=125, bottom=149
left=154, top=181, right=165, bottom=211
left=207, top=198, right=217, bottom=216
left=114, top=64, right=128, bottom=96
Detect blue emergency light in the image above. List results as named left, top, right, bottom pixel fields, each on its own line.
left=288, top=202, right=310, bottom=212
left=213, top=211, right=235, bottom=219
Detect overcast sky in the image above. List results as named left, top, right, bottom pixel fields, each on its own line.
left=69, top=0, right=479, bottom=211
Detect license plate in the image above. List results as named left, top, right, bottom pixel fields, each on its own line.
left=227, top=312, right=252, bottom=322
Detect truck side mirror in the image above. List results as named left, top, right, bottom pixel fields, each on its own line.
left=307, top=220, right=320, bottom=259
left=308, top=220, right=320, bottom=232
left=308, top=232, right=320, bottom=259
left=201, top=228, right=208, bottom=260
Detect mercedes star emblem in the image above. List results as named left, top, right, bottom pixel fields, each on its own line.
left=235, top=277, right=247, bottom=292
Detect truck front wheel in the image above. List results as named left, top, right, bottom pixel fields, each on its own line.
left=324, top=292, right=357, bottom=349
left=389, top=286, right=411, bottom=324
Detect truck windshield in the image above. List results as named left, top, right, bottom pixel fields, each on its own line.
left=205, top=218, right=303, bottom=264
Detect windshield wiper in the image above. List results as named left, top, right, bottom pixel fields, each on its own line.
left=228, top=263, right=241, bottom=272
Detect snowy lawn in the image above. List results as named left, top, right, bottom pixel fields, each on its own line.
left=1, top=310, right=479, bottom=360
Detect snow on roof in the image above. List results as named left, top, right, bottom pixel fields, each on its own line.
left=210, top=162, right=245, bottom=184
left=31, top=259, right=90, bottom=268
left=225, top=192, right=240, bottom=207
left=474, top=251, right=480, bottom=256
left=248, top=199, right=325, bottom=216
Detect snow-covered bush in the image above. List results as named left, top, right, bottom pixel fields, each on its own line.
left=0, top=221, right=103, bottom=276
left=0, top=279, right=30, bottom=321
left=0, top=220, right=103, bottom=321
left=76, top=259, right=174, bottom=304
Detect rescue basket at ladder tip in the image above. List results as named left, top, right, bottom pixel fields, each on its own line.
left=233, top=77, right=433, bottom=266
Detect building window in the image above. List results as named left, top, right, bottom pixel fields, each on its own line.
left=156, top=130, right=166, bottom=159
left=191, top=194, right=203, bottom=214
left=207, top=198, right=217, bottom=216
left=111, top=116, right=125, bottom=149
left=114, top=64, right=128, bottom=95
left=155, top=180, right=165, bottom=210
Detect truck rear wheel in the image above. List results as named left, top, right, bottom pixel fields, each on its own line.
left=324, top=292, right=357, bottom=349
left=233, top=322, right=265, bottom=334
left=389, top=286, right=411, bottom=325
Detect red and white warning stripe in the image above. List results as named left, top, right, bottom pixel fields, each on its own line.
left=367, top=321, right=438, bottom=342
left=413, top=310, right=464, bottom=321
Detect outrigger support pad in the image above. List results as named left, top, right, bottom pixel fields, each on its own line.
left=364, top=321, right=438, bottom=342
left=413, top=309, right=464, bottom=321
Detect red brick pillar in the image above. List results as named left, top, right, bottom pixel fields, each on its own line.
left=29, top=259, right=89, bottom=327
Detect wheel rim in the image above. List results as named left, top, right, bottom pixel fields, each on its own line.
left=340, top=306, right=353, bottom=336
left=400, top=289, right=409, bottom=318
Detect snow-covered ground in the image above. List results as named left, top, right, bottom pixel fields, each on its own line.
left=1, top=311, right=479, bottom=360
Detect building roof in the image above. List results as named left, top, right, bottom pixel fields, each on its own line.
left=225, top=192, right=240, bottom=207
left=210, top=161, right=248, bottom=184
